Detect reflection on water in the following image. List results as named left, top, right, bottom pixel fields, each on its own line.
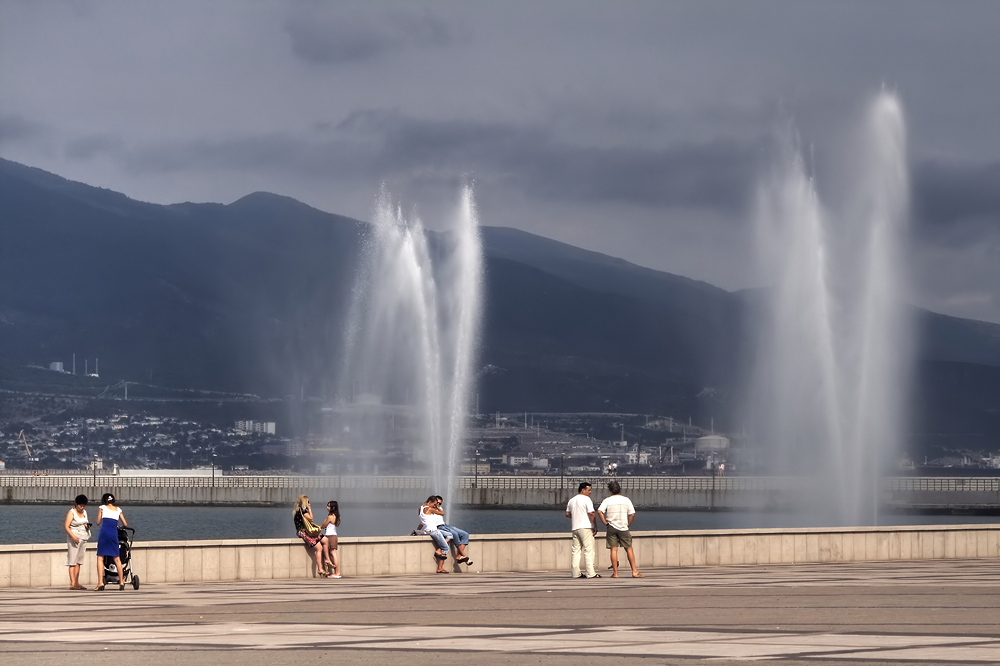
left=2, top=504, right=997, bottom=545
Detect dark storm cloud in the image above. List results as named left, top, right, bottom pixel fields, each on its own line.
left=115, top=110, right=760, bottom=214
left=283, top=5, right=457, bottom=65
left=342, top=110, right=760, bottom=211
left=913, top=160, right=1000, bottom=229
left=65, top=134, right=124, bottom=160
left=0, top=114, right=46, bottom=143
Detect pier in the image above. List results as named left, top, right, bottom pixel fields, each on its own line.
left=3, top=474, right=1000, bottom=511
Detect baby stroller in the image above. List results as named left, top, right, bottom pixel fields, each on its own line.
left=103, top=525, right=140, bottom=590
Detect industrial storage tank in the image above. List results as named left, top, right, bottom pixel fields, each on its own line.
left=694, top=435, right=730, bottom=451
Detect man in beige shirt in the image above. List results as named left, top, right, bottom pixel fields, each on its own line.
left=597, top=480, right=644, bottom=578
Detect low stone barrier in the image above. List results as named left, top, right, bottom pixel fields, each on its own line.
left=3, top=524, right=998, bottom=589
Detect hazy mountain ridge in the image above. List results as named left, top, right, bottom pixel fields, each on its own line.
left=1, top=158, right=998, bottom=444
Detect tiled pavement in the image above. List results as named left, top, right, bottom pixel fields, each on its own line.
left=2, top=559, right=999, bottom=664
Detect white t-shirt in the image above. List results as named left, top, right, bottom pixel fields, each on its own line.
left=566, top=493, right=596, bottom=531
left=597, top=495, right=635, bottom=531
left=419, top=505, right=443, bottom=531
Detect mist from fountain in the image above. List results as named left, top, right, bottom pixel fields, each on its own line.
left=334, top=185, right=483, bottom=517
left=749, top=91, right=912, bottom=525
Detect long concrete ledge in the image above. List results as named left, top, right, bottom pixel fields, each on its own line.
left=2, top=523, right=998, bottom=588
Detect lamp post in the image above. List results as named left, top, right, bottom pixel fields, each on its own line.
left=92, top=454, right=98, bottom=487
left=212, top=452, right=217, bottom=487
left=474, top=450, right=480, bottom=488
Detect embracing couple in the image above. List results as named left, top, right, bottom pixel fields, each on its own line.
left=417, top=495, right=473, bottom=573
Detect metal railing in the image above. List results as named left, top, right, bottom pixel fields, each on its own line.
left=4, top=475, right=996, bottom=492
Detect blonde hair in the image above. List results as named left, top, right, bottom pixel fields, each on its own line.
left=293, top=495, right=310, bottom=516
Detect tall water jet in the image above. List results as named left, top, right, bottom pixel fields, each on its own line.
left=334, top=185, right=483, bottom=517
left=749, top=91, right=912, bottom=525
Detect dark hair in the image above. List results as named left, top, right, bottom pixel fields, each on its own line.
left=327, top=500, right=341, bottom=526
left=425, top=495, right=438, bottom=504
left=434, top=495, right=443, bottom=502
left=578, top=482, right=591, bottom=493
left=101, top=492, right=115, bottom=505
left=74, top=494, right=88, bottom=506
left=607, top=480, right=622, bottom=495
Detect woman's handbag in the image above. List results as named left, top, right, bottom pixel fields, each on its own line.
left=303, top=515, right=322, bottom=537
left=296, top=510, right=322, bottom=537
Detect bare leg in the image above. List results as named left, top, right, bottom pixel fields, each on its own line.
left=625, top=546, right=642, bottom=576
left=113, top=556, right=125, bottom=587
left=331, top=547, right=340, bottom=576
left=322, top=539, right=333, bottom=572
left=312, top=543, right=325, bottom=575
left=610, top=547, right=620, bottom=577
left=69, top=564, right=80, bottom=589
left=95, top=555, right=105, bottom=589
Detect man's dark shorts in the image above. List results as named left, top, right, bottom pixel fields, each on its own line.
left=605, top=525, right=633, bottom=549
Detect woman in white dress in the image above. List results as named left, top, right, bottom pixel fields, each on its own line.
left=64, top=494, right=90, bottom=590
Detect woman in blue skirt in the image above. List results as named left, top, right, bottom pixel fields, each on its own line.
left=94, top=492, right=128, bottom=590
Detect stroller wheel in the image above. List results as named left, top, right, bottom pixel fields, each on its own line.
left=132, top=575, right=140, bottom=590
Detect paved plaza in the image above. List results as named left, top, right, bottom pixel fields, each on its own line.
left=2, top=559, right=999, bottom=664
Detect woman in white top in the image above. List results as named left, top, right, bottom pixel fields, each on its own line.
left=320, top=500, right=342, bottom=579
left=64, top=494, right=90, bottom=590
left=95, top=492, right=128, bottom=591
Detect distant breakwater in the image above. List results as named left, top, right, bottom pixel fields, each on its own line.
left=3, top=475, right=1000, bottom=513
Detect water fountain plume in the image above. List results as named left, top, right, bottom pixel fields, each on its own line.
left=334, top=185, right=483, bottom=518
left=751, top=92, right=911, bottom=525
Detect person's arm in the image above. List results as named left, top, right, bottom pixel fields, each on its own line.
left=597, top=510, right=608, bottom=526
left=96, top=507, right=104, bottom=525
left=64, top=510, right=78, bottom=544
left=588, top=510, right=597, bottom=530
left=627, top=499, right=636, bottom=527
left=320, top=515, right=332, bottom=528
left=119, top=512, right=128, bottom=528
left=427, top=505, right=445, bottom=516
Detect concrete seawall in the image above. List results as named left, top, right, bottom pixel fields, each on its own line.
left=3, top=475, right=1000, bottom=511
left=3, top=523, right=999, bottom=589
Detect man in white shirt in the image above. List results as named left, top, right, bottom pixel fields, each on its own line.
left=597, top=480, right=644, bottom=578
left=565, top=481, right=600, bottom=579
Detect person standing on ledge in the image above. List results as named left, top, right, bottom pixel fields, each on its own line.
left=566, top=481, right=600, bottom=579
left=597, top=480, right=644, bottom=578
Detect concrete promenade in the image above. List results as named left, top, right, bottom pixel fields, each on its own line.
left=2, top=558, right=999, bottom=664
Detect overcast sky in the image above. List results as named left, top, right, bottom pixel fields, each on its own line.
left=2, top=1, right=999, bottom=323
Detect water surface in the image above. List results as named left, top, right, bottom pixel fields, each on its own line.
left=3, top=505, right=996, bottom=545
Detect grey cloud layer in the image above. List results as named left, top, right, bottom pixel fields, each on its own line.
left=93, top=111, right=760, bottom=214
left=913, top=162, right=1000, bottom=230
left=283, top=5, right=457, bottom=64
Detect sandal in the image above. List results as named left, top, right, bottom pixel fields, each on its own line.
left=434, top=552, right=448, bottom=561
left=93, top=585, right=105, bottom=591
left=632, top=572, right=646, bottom=578
left=457, top=557, right=474, bottom=565
left=436, top=570, right=450, bottom=574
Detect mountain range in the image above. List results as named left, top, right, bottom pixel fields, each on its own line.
left=1, top=158, right=998, bottom=451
